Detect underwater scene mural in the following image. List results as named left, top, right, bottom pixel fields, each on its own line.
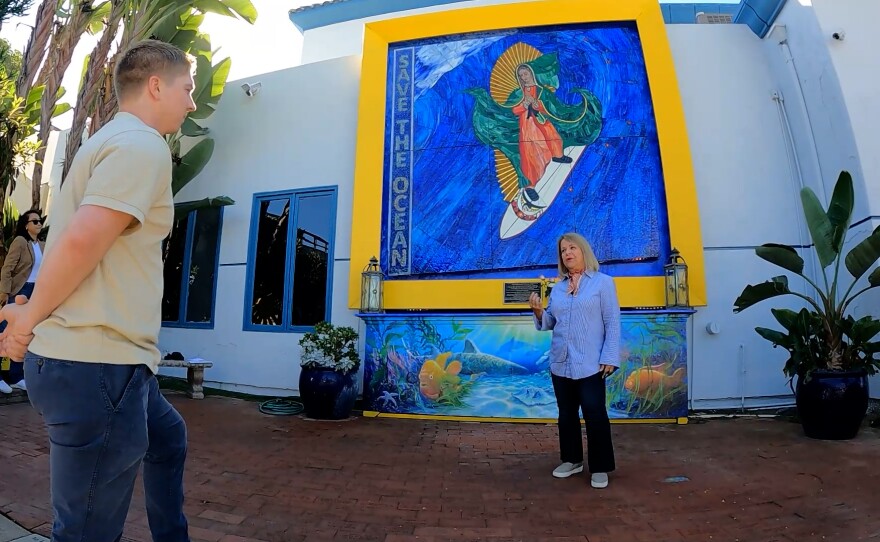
left=362, top=312, right=689, bottom=420
left=380, top=21, right=669, bottom=281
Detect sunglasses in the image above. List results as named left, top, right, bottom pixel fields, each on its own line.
left=29, top=219, right=42, bottom=225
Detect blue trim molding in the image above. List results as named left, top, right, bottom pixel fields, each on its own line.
left=162, top=205, right=225, bottom=330
left=289, top=1, right=747, bottom=33
left=734, top=0, right=788, bottom=38
left=242, top=186, right=338, bottom=334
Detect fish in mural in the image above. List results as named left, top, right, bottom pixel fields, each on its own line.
left=418, top=352, right=463, bottom=400
left=432, top=339, right=531, bottom=376
left=624, top=363, right=685, bottom=399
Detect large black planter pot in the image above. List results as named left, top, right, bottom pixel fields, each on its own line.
left=795, top=369, right=869, bottom=440
left=299, top=367, right=358, bottom=420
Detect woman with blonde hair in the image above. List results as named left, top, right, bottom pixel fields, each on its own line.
left=529, top=232, right=621, bottom=488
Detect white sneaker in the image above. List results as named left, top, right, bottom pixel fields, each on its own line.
left=10, top=379, right=25, bottom=391
left=552, top=462, right=583, bottom=478
left=591, top=472, right=609, bottom=489
left=0, top=380, right=12, bottom=394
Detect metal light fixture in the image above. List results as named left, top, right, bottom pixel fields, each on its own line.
left=360, top=256, right=384, bottom=313
left=664, top=248, right=689, bottom=308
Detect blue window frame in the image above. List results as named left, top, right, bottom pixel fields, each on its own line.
left=161, top=205, right=224, bottom=329
left=243, top=187, right=338, bottom=333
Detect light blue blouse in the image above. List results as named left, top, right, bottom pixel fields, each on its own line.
left=534, top=270, right=621, bottom=379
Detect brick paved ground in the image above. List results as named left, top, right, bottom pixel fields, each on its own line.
left=2, top=393, right=879, bottom=542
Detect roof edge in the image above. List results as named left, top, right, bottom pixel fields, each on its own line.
left=288, top=0, right=757, bottom=34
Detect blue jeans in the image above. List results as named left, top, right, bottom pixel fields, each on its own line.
left=24, top=354, right=190, bottom=542
left=0, top=281, right=34, bottom=384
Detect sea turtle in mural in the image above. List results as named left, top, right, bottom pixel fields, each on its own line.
left=511, top=386, right=557, bottom=406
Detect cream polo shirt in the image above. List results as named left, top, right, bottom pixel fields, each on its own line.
left=29, top=112, right=174, bottom=374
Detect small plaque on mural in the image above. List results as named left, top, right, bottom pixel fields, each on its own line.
left=503, top=282, right=541, bottom=304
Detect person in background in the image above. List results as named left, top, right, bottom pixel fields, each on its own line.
left=529, top=232, right=621, bottom=489
left=0, top=210, right=45, bottom=393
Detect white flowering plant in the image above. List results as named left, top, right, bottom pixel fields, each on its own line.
left=299, top=321, right=360, bottom=374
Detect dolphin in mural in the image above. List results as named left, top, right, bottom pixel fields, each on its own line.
left=432, top=339, right=531, bottom=376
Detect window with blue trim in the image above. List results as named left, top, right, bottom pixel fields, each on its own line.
left=162, top=206, right=223, bottom=328
left=244, top=187, right=337, bottom=332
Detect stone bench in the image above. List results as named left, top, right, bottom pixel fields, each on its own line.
left=158, top=359, right=213, bottom=399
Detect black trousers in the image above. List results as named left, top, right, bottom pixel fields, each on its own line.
left=551, top=372, right=616, bottom=473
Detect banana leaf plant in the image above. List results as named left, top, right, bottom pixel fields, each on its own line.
left=733, top=171, right=880, bottom=382
left=155, top=4, right=253, bottom=219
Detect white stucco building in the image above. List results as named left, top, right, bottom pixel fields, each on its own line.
left=155, top=0, right=880, bottom=413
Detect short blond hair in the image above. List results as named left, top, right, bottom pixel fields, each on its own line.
left=114, top=39, right=193, bottom=100
left=557, top=232, right=600, bottom=277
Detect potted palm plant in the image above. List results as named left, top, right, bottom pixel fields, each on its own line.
left=299, top=321, right=360, bottom=420
left=734, top=171, right=880, bottom=440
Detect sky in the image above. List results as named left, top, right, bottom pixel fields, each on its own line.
left=0, top=0, right=739, bottom=129
left=0, top=0, right=314, bottom=129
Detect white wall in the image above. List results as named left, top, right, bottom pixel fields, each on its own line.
left=158, top=55, right=363, bottom=396
left=758, top=1, right=866, bottom=217
left=162, top=18, right=871, bottom=405
left=668, top=25, right=805, bottom=408
left=762, top=0, right=880, bottom=397
left=811, top=0, right=880, bottom=217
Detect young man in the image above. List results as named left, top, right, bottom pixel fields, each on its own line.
left=0, top=39, right=196, bottom=542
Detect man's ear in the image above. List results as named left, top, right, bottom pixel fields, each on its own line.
left=146, top=75, right=162, bottom=100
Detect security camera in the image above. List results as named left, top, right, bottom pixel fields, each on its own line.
left=832, top=30, right=845, bottom=41
left=241, top=82, right=262, bottom=97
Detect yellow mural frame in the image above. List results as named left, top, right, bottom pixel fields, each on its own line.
left=348, top=0, right=707, bottom=310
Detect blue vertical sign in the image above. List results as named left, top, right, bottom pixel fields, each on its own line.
left=387, top=47, right=414, bottom=276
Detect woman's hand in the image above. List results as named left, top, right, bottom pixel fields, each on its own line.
left=600, top=364, right=616, bottom=379
left=528, top=292, right=543, bottom=320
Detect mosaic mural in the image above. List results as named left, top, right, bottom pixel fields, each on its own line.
left=362, top=312, right=689, bottom=420
left=380, top=22, right=670, bottom=280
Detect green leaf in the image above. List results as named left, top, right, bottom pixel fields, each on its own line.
left=25, top=85, right=43, bottom=109
left=848, top=316, right=880, bottom=344
left=173, top=196, right=234, bottom=219
left=188, top=56, right=231, bottom=120
left=770, top=308, right=799, bottom=331
left=801, top=187, right=836, bottom=267
left=870, top=266, right=880, bottom=287
left=77, top=53, right=91, bottom=96
left=151, top=5, right=193, bottom=43
left=179, top=11, right=206, bottom=30
left=87, top=1, right=112, bottom=34
left=191, top=33, right=213, bottom=62
left=194, top=0, right=258, bottom=23
left=755, top=327, right=789, bottom=347
left=172, top=138, right=215, bottom=194
left=733, top=276, right=791, bottom=313
left=756, top=244, right=804, bottom=275
left=845, top=225, right=880, bottom=281
left=52, top=102, right=72, bottom=117
left=181, top=117, right=208, bottom=137
left=827, top=170, right=854, bottom=252
left=164, top=11, right=206, bottom=52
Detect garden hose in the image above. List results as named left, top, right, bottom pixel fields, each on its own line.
left=258, top=398, right=304, bottom=416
